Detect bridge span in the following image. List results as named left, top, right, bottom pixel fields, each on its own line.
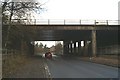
left=3, top=19, right=119, bottom=57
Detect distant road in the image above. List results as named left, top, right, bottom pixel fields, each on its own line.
left=46, top=56, right=118, bottom=78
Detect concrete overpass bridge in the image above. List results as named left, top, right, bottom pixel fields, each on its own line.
left=4, top=19, right=119, bottom=57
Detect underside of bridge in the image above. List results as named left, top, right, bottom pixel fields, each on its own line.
left=33, top=29, right=118, bottom=56
left=35, top=30, right=91, bottom=41
left=34, top=30, right=92, bottom=56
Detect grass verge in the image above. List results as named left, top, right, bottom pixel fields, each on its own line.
left=2, top=54, right=29, bottom=77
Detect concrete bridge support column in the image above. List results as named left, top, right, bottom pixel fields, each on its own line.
left=74, top=42, right=76, bottom=55
left=63, top=41, right=67, bottom=54
left=83, top=41, right=86, bottom=56
left=92, top=30, right=97, bottom=57
left=71, top=43, right=74, bottom=53
left=68, top=44, right=70, bottom=53
left=84, top=41, right=89, bottom=57
left=67, top=44, right=69, bottom=54
left=78, top=41, right=81, bottom=55
left=70, top=43, right=73, bottom=54
left=63, top=41, right=69, bottom=54
left=80, top=41, right=84, bottom=56
left=76, top=42, right=78, bottom=55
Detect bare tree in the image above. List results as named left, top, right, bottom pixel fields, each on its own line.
left=2, top=0, right=45, bottom=53
left=2, top=0, right=45, bottom=22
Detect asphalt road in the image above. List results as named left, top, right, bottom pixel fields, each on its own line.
left=46, top=56, right=118, bottom=78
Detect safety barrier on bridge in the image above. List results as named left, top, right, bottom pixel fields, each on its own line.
left=4, top=19, right=120, bottom=25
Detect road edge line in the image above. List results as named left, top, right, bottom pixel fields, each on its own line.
left=43, top=59, right=52, bottom=80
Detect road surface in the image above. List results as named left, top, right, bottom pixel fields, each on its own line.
left=46, top=56, right=118, bottom=78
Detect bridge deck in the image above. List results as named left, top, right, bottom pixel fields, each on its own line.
left=4, top=24, right=118, bottom=30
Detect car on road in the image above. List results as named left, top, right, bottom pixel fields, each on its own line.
left=45, top=52, right=52, bottom=59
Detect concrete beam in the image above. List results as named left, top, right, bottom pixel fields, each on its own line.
left=8, top=25, right=118, bottom=30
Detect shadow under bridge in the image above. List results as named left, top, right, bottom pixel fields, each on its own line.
left=35, top=29, right=92, bottom=56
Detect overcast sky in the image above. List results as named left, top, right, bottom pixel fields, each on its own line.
left=35, top=41, right=55, bottom=47
left=35, top=0, right=119, bottom=20
left=35, top=41, right=63, bottom=48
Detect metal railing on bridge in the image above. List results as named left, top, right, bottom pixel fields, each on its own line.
left=4, top=19, right=120, bottom=25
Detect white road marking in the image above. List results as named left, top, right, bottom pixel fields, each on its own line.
left=44, top=60, right=52, bottom=80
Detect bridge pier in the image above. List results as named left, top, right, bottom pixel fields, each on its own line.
left=75, top=42, right=79, bottom=55
left=74, top=41, right=77, bottom=55
left=63, top=41, right=68, bottom=54
left=79, top=41, right=83, bottom=56
left=92, top=30, right=97, bottom=57
left=83, top=41, right=88, bottom=56
left=78, top=41, right=81, bottom=55
left=68, top=43, right=71, bottom=53
left=70, top=42, right=73, bottom=54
